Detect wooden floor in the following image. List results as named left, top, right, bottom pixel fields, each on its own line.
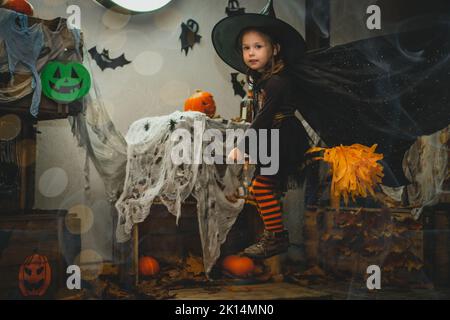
left=169, top=282, right=332, bottom=300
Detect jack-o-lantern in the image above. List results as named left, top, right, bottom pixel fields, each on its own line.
left=139, top=256, right=160, bottom=276
left=1, top=0, right=34, bottom=16
left=18, top=253, right=52, bottom=297
left=184, top=90, right=216, bottom=118
left=222, top=255, right=255, bottom=278
left=41, top=61, right=91, bottom=104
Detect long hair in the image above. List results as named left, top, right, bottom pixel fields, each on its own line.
left=237, top=27, right=285, bottom=88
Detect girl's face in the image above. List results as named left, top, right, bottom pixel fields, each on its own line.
left=241, top=30, right=279, bottom=72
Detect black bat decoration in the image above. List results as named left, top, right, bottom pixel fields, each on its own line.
left=225, top=0, right=245, bottom=17
left=231, top=73, right=246, bottom=98
left=180, top=19, right=202, bottom=56
left=88, top=46, right=131, bottom=71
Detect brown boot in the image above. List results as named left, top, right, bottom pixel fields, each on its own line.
left=243, top=230, right=289, bottom=259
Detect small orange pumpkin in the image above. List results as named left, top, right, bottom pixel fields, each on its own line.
left=18, top=253, right=52, bottom=297
left=2, top=0, right=34, bottom=16
left=222, top=255, right=255, bottom=278
left=139, top=256, right=160, bottom=276
left=184, top=90, right=216, bottom=118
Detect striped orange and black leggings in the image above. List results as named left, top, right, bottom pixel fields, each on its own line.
left=249, top=175, right=284, bottom=233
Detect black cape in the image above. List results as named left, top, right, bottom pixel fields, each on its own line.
left=289, top=17, right=450, bottom=186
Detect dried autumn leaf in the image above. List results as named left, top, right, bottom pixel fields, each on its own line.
left=391, top=243, right=406, bottom=254
left=381, top=223, right=395, bottom=238
left=363, top=238, right=385, bottom=254
left=335, top=211, right=358, bottom=227
left=332, top=233, right=344, bottom=241
left=101, top=263, right=119, bottom=276
left=383, top=252, right=405, bottom=271
left=301, top=265, right=327, bottom=278
left=167, top=269, right=181, bottom=279
left=380, top=231, right=392, bottom=238
left=393, top=214, right=409, bottom=222
left=185, top=254, right=204, bottom=276
left=105, top=283, right=132, bottom=299
left=399, top=218, right=422, bottom=231
left=393, top=225, right=408, bottom=236
left=321, top=233, right=332, bottom=241
left=340, top=247, right=353, bottom=256
left=342, top=226, right=361, bottom=239
left=363, top=211, right=388, bottom=232
left=403, top=252, right=424, bottom=272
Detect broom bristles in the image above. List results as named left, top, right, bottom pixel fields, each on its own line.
left=306, top=144, right=384, bottom=208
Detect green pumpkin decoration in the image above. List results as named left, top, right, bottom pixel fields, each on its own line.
left=41, top=61, right=91, bottom=103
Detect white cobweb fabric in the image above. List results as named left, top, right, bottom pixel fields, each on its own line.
left=68, top=50, right=128, bottom=202
left=403, top=127, right=448, bottom=218
left=115, top=111, right=250, bottom=275
left=380, top=126, right=449, bottom=219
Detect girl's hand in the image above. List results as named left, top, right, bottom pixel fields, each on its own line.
left=228, top=147, right=244, bottom=162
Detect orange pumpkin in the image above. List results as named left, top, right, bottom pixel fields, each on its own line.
left=2, top=0, right=34, bottom=16
left=18, top=253, right=52, bottom=297
left=222, top=255, right=255, bottom=278
left=139, top=256, right=160, bottom=276
left=184, top=90, right=216, bottom=118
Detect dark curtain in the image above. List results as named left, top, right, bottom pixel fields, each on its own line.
left=290, top=15, right=450, bottom=186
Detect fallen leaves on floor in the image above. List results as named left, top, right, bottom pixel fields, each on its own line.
left=316, top=207, right=425, bottom=287
left=136, top=280, right=176, bottom=300
left=286, top=265, right=328, bottom=286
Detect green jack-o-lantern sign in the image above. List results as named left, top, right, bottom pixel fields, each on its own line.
left=41, top=61, right=91, bottom=103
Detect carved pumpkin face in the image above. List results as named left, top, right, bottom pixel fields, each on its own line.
left=41, top=61, right=91, bottom=104
left=18, top=254, right=52, bottom=297
left=222, top=255, right=255, bottom=278
left=184, top=90, right=216, bottom=118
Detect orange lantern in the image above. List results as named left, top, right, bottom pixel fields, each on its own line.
left=18, top=253, right=52, bottom=296
left=139, top=256, right=160, bottom=276
left=184, top=90, right=216, bottom=118
left=222, top=255, right=255, bottom=278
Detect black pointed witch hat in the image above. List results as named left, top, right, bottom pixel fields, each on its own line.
left=211, top=0, right=306, bottom=73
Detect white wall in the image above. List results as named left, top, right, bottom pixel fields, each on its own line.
left=31, top=0, right=306, bottom=261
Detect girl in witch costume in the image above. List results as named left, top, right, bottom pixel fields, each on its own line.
left=212, top=0, right=450, bottom=259
left=212, top=2, right=310, bottom=259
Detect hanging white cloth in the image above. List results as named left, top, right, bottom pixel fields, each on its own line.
left=115, top=111, right=250, bottom=275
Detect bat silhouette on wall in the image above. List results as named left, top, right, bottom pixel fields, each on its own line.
left=179, top=19, right=202, bottom=56
left=231, top=73, right=246, bottom=98
left=225, top=0, right=245, bottom=17
left=88, top=46, right=131, bottom=71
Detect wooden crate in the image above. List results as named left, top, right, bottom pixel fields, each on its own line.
left=304, top=206, right=425, bottom=285
left=0, top=211, right=81, bottom=299
left=423, top=208, right=450, bottom=287
left=138, top=202, right=202, bottom=264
